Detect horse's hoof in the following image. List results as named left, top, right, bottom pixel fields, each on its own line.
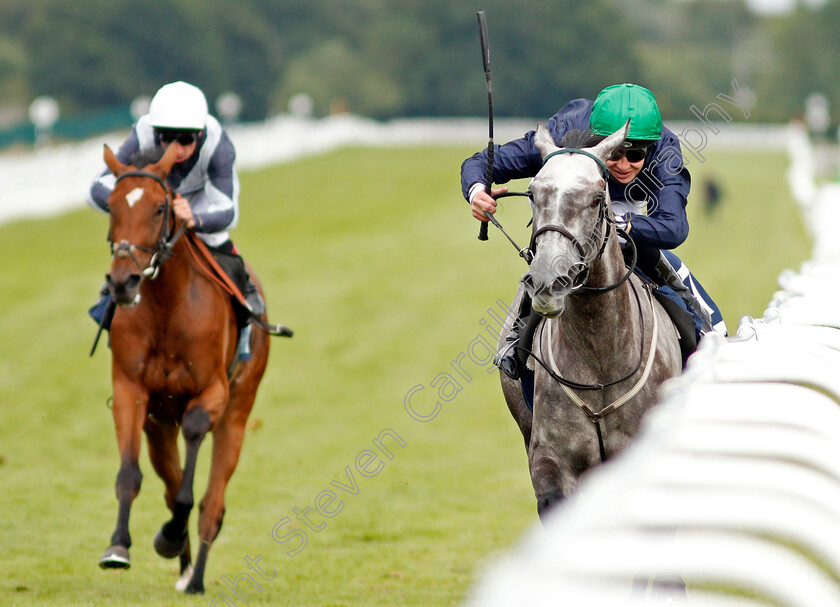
left=99, top=545, right=131, bottom=569
left=175, top=564, right=195, bottom=591
left=153, top=528, right=186, bottom=559
left=536, top=489, right=565, bottom=521
left=184, top=579, right=205, bottom=595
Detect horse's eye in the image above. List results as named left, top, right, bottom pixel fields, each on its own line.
left=592, top=192, right=604, bottom=207
left=154, top=204, right=166, bottom=216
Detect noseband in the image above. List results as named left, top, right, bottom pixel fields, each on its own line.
left=110, top=170, right=187, bottom=280
left=530, top=147, right=636, bottom=294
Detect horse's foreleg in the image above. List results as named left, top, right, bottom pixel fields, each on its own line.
left=187, top=368, right=263, bottom=595
left=528, top=431, right=578, bottom=522
left=154, top=406, right=211, bottom=573
left=145, top=418, right=194, bottom=584
left=100, top=380, right=148, bottom=569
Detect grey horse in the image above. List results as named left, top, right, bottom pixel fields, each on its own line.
left=500, top=122, right=682, bottom=518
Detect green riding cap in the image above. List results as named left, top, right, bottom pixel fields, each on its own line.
left=589, top=83, right=662, bottom=142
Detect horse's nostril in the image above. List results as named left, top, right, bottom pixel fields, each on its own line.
left=125, top=274, right=142, bottom=291
left=108, top=273, right=143, bottom=304
left=552, top=277, right=570, bottom=293
left=522, top=274, right=536, bottom=295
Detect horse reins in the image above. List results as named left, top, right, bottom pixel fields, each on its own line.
left=524, top=265, right=647, bottom=392
left=110, top=170, right=187, bottom=280
left=480, top=190, right=534, bottom=263
left=531, top=147, right=637, bottom=292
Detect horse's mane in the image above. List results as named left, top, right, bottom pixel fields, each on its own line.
left=560, top=128, right=603, bottom=150
left=129, top=146, right=166, bottom=169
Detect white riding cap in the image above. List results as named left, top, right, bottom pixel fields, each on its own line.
left=148, top=81, right=208, bottom=130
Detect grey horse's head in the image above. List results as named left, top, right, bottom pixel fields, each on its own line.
left=522, top=122, right=629, bottom=317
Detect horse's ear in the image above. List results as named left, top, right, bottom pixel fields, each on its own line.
left=534, top=123, right=559, bottom=159
left=149, top=143, right=180, bottom=178
left=103, top=145, right=129, bottom=177
left=590, top=119, right=630, bottom=162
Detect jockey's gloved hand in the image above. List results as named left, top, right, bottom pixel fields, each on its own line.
left=613, top=212, right=631, bottom=233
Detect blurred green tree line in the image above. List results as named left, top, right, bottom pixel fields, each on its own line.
left=0, top=0, right=837, bottom=126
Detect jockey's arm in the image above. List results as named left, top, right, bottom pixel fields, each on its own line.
left=172, top=195, right=196, bottom=229
left=183, top=133, right=239, bottom=236
left=620, top=131, right=691, bottom=250
left=87, top=130, right=142, bottom=213
left=181, top=184, right=236, bottom=234
left=460, top=100, right=593, bottom=220
left=625, top=193, right=689, bottom=250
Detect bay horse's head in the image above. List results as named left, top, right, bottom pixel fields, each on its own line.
left=103, top=144, right=180, bottom=306
left=522, top=122, right=629, bottom=317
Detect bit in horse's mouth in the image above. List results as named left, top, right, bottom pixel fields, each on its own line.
left=113, top=292, right=141, bottom=307
left=532, top=300, right=566, bottom=318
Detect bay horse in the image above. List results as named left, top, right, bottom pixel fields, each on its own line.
left=96, top=143, right=276, bottom=593
left=499, top=123, right=682, bottom=518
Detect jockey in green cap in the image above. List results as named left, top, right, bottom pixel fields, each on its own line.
left=590, top=83, right=663, bottom=141
left=461, top=83, right=726, bottom=391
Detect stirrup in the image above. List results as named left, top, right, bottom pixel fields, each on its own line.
left=494, top=339, right=521, bottom=380
left=239, top=287, right=293, bottom=338
left=249, top=313, right=294, bottom=338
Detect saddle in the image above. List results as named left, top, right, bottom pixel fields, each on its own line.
left=190, top=238, right=254, bottom=332
left=650, top=285, right=697, bottom=360
left=184, top=234, right=293, bottom=340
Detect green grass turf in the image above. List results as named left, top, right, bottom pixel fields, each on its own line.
left=0, top=145, right=810, bottom=606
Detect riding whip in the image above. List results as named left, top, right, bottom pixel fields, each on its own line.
left=477, top=10, right=495, bottom=241
left=473, top=11, right=532, bottom=263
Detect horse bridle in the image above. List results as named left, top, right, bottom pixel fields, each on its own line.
left=109, top=170, right=187, bottom=280
left=521, top=147, right=646, bottom=385
left=488, top=147, right=637, bottom=291
left=523, top=148, right=659, bottom=461
left=529, top=147, right=637, bottom=294
left=492, top=154, right=645, bottom=396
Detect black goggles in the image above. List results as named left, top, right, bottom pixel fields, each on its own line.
left=155, top=129, right=200, bottom=146
left=609, top=144, right=651, bottom=163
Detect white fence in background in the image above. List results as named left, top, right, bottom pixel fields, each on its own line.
left=466, top=122, right=840, bottom=606
left=0, top=116, right=788, bottom=226
left=0, top=114, right=539, bottom=225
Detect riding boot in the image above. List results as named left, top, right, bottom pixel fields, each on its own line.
left=89, top=283, right=116, bottom=330
left=653, top=252, right=713, bottom=334
left=493, top=296, right=531, bottom=380
left=494, top=330, right=521, bottom=380
left=243, top=279, right=265, bottom=318
left=208, top=242, right=265, bottom=319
